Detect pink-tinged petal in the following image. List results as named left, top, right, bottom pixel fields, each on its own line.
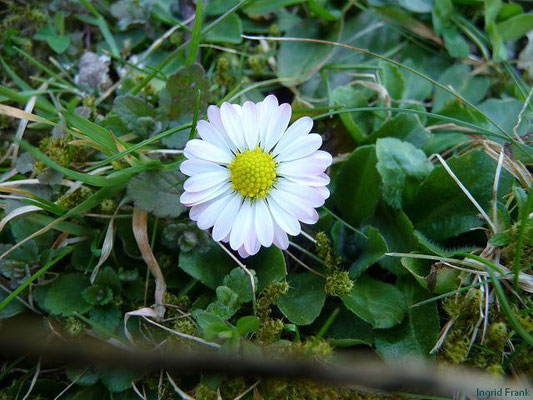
left=183, top=170, right=230, bottom=192
left=237, top=246, right=250, bottom=258
left=275, top=179, right=326, bottom=208
left=263, top=103, right=291, bottom=152
left=273, top=116, right=313, bottom=155
left=244, top=226, right=258, bottom=255
left=242, top=101, right=260, bottom=149
left=180, top=182, right=230, bottom=207
left=220, top=103, right=246, bottom=151
left=272, top=220, right=289, bottom=249
left=207, top=105, right=225, bottom=131
left=258, top=95, right=279, bottom=148
left=277, top=150, right=332, bottom=176
left=313, top=185, right=330, bottom=199
left=212, top=194, right=242, bottom=241
left=230, top=200, right=253, bottom=250
left=180, top=159, right=224, bottom=176
left=196, top=193, right=233, bottom=230
left=270, top=188, right=316, bottom=223
left=267, top=196, right=301, bottom=236
left=275, top=134, right=322, bottom=162
left=254, top=199, right=274, bottom=247
left=184, top=139, right=233, bottom=164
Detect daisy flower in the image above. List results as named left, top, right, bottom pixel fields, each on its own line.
left=180, top=95, right=332, bottom=258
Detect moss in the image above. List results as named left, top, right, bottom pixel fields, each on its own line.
left=172, top=318, right=197, bottom=336
left=502, top=218, right=533, bottom=271
left=57, top=186, right=94, bottom=209
left=219, top=377, right=248, bottom=399
left=65, top=317, right=84, bottom=337
left=194, top=383, right=217, bottom=400
left=256, top=318, right=284, bottom=345
left=325, top=270, right=353, bottom=297
left=257, top=281, right=289, bottom=321
left=214, top=54, right=237, bottom=88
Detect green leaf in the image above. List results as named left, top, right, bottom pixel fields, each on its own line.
left=312, top=304, right=373, bottom=347
left=127, top=170, right=186, bottom=218
left=277, top=19, right=341, bottom=84
left=331, top=223, right=387, bottom=279
left=207, top=286, right=240, bottom=320
left=114, top=95, right=157, bottom=137
left=330, top=86, right=370, bottom=143
left=179, top=242, right=233, bottom=289
left=82, top=285, right=113, bottom=306
left=378, top=62, right=405, bottom=100
left=66, top=366, right=101, bottom=386
left=406, top=149, right=514, bottom=240
left=204, top=14, right=242, bottom=44
left=100, top=369, right=139, bottom=393
left=89, top=305, right=122, bottom=333
left=44, top=273, right=92, bottom=316
left=0, top=290, right=26, bottom=319
left=376, top=138, right=433, bottom=209
left=223, top=268, right=257, bottom=303
left=496, top=14, right=533, bottom=41
left=159, top=64, right=210, bottom=120
left=401, top=256, right=460, bottom=294
left=247, top=247, right=287, bottom=291
left=341, top=275, right=407, bottom=329
left=432, top=0, right=453, bottom=35
left=236, top=316, right=260, bottom=335
left=365, top=113, right=430, bottom=148
left=334, top=145, right=380, bottom=226
left=375, top=278, right=439, bottom=361
left=442, top=26, right=470, bottom=58
left=398, top=0, right=433, bottom=13
left=277, top=272, right=326, bottom=325
left=432, top=64, right=490, bottom=113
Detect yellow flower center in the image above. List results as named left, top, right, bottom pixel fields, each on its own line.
left=228, top=147, right=276, bottom=198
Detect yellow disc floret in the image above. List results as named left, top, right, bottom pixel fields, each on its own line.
left=229, top=147, right=276, bottom=198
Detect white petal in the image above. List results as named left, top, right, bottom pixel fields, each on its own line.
left=220, top=103, right=246, bottom=151
left=230, top=200, right=253, bottom=250
left=277, top=150, right=332, bottom=176
left=207, top=105, right=225, bottom=131
left=273, top=116, right=313, bottom=155
left=180, top=159, right=224, bottom=176
left=184, top=170, right=230, bottom=192
left=254, top=199, right=274, bottom=247
left=267, top=196, right=301, bottom=236
left=284, top=173, right=330, bottom=187
left=275, top=134, right=322, bottom=162
left=272, top=220, right=289, bottom=249
left=258, top=95, right=279, bottom=148
left=184, top=139, right=233, bottom=164
left=180, top=182, right=230, bottom=207
left=197, top=193, right=232, bottom=230
left=197, top=120, right=235, bottom=153
left=212, top=194, right=242, bottom=241
left=275, top=179, right=326, bottom=208
left=190, top=200, right=213, bottom=221
left=270, top=188, right=317, bottom=223
left=242, top=101, right=260, bottom=149
left=263, top=103, right=291, bottom=152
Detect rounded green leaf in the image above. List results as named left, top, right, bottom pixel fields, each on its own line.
left=341, top=275, right=407, bottom=329
left=277, top=272, right=326, bottom=325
